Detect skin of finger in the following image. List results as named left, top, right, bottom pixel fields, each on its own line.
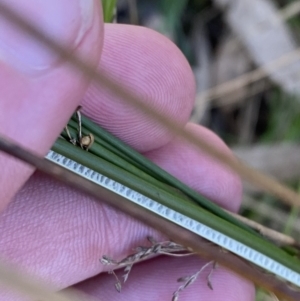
left=75, top=256, right=255, bottom=301
left=73, top=124, right=250, bottom=300
left=0, top=0, right=103, bottom=211
left=81, top=23, right=196, bottom=153
left=145, top=123, right=243, bottom=212
left=0, top=18, right=245, bottom=300
left=0, top=174, right=165, bottom=301
left=0, top=21, right=196, bottom=299
left=0, top=124, right=246, bottom=300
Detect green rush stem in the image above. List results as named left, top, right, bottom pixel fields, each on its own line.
left=70, top=115, right=258, bottom=235
left=61, top=127, right=191, bottom=202
left=52, top=137, right=300, bottom=274
left=67, top=119, right=144, bottom=170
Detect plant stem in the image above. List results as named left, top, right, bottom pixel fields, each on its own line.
left=52, top=136, right=300, bottom=274
left=61, top=127, right=191, bottom=203
left=71, top=115, right=258, bottom=235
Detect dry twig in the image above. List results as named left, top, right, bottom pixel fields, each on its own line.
left=224, top=209, right=300, bottom=249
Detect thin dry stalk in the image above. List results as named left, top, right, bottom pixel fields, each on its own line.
left=224, top=209, right=300, bottom=249
left=270, top=292, right=280, bottom=301
left=0, top=136, right=300, bottom=300
left=207, top=261, right=217, bottom=290
left=1, top=4, right=300, bottom=299
left=0, top=3, right=299, bottom=208
left=196, top=46, right=300, bottom=107
left=127, top=0, right=139, bottom=25
left=279, top=1, right=300, bottom=23
left=205, top=0, right=300, bottom=106
left=101, top=236, right=193, bottom=291
left=172, top=261, right=215, bottom=301
left=242, top=195, right=300, bottom=236
left=208, top=1, right=300, bottom=109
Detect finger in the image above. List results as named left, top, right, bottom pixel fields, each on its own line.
left=0, top=175, right=164, bottom=301
left=0, top=21, right=196, bottom=299
left=73, top=123, right=248, bottom=300
left=144, top=123, right=243, bottom=212
left=0, top=0, right=103, bottom=210
left=81, top=23, right=196, bottom=153
left=0, top=122, right=242, bottom=298
left=75, top=256, right=255, bottom=301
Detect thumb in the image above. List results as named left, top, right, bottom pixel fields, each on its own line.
left=0, top=0, right=103, bottom=210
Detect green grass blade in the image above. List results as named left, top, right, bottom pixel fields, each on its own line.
left=74, top=115, right=258, bottom=235
left=61, top=127, right=191, bottom=202
left=52, top=137, right=300, bottom=274
left=101, top=0, right=117, bottom=23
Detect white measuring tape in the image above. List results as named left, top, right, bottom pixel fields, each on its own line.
left=46, top=150, right=300, bottom=287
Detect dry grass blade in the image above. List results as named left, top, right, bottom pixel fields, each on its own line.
left=0, top=3, right=299, bottom=208
left=172, top=261, right=215, bottom=301
left=233, top=143, right=300, bottom=193
left=101, top=237, right=193, bottom=291
left=242, top=195, right=300, bottom=238
left=279, top=1, right=300, bottom=22
left=202, top=0, right=300, bottom=109
left=1, top=2, right=300, bottom=299
left=0, top=136, right=300, bottom=300
left=207, top=261, right=217, bottom=290
left=224, top=209, right=300, bottom=249
left=203, top=0, right=300, bottom=106
left=196, top=46, right=300, bottom=107
left=270, top=292, right=280, bottom=301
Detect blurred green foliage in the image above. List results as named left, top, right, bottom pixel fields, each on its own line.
left=102, top=0, right=117, bottom=22
left=261, top=88, right=300, bottom=143
left=159, top=0, right=188, bottom=33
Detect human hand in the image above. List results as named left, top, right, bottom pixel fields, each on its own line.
left=0, top=1, right=254, bottom=300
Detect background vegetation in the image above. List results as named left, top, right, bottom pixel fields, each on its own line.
left=115, top=1, right=300, bottom=299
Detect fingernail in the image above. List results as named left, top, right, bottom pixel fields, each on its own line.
left=0, top=0, right=94, bottom=75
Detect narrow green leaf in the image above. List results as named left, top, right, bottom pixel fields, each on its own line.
left=73, top=115, right=258, bottom=235
left=101, top=0, right=117, bottom=23
left=52, top=137, right=300, bottom=275
left=61, top=126, right=190, bottom=201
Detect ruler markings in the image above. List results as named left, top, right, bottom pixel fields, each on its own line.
left=46, top=150, right=300, bottom=287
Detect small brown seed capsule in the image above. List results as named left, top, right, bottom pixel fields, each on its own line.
left=80, top=133, right=94, bottom=151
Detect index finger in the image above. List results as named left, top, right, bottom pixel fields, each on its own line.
left=81, top=23, right=196, bottom=153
